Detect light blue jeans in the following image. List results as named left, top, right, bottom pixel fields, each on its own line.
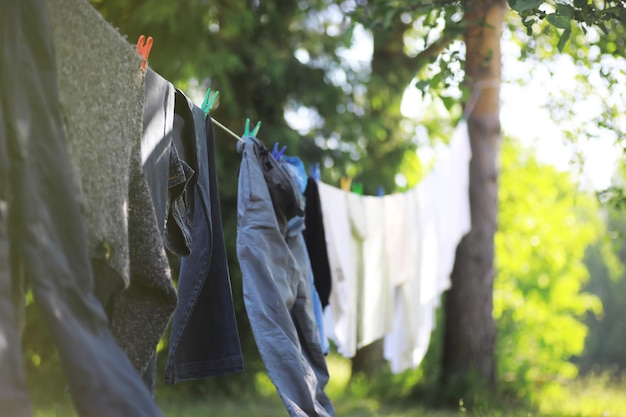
left=237, top=137, right=334, bottom=417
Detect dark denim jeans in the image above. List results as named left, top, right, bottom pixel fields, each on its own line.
left=165, top=90, right=244, bottom=383
left=0, top=2, right=164, bottom=416
left=236, top=137, right=334, bottom=417
left=166, top=143, right=195, bottom=256
left=142, top=67, right=175, bottom=236
left=119, top=67, right=199, bottom=393
left=141, top=67, right=195, bottom=258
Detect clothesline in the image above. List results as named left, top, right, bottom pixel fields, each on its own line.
left=211, top=116, right=245, bottom=142
left=210, top=78, right=500, bottom=145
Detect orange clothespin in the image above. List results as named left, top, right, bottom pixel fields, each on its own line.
left=136, top=35, right=153, bottom=72
left=340, top=177, right=352, bottom=192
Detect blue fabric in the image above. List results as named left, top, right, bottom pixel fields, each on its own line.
left=143, top=67, right=195, bottom=258
left=303, top=237, right=330, bottom=355
left=165, top=90, right=244, bottom=384
left=282, top=156, right=329, bottom=355
left=237, top=138, right=334, bottom=417
left=282, top=155, right=308, bottom=194
left=165, top=143, right=195, bottom=256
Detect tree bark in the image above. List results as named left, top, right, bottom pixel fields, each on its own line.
left=351, top=339, right=386, bottom=379
left=442, top=0, right=505, bottom=389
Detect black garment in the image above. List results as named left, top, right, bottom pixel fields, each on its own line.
left=142, top=67, right=175, bottom=237
left=303, top=178, right=332, bottom=307
left=166, top=113, right=195, bottom=256
left=165, top=90, right=244, bottom=383
left=0, top=2, right=164, bottom=416
left=141, top=67, right=195, bottom=258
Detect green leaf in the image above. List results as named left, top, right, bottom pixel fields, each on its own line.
left=415, top=80, right=430, bottom=91
left=597, top=21, right=609, bottom=34
left=440, top=95, right=455, bottom=111
left=512, top=0, right=543, bottom=13
left=526, top=22, right=534, bottom=36
left=557, top=27, right=571, bottom=52
left=383, top=9, right=396, bottom=29
left=573, top=0, right=587, bottom=8
left=556, top=3, right=574, bottom=19
left=546, top=13, right=572, bottom=30
left=429, top=72, right=444, bottom=88
left=342, top=25, right=355, bottom=48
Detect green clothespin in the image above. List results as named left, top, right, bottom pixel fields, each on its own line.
left=201, top=88, right=219, bottom=116
left=243, top=117, right=262, bottom=138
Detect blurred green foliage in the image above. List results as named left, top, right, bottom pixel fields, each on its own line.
left=579, top=202, right=626, bottom=375
left=494, top=138, right=603, bottom=400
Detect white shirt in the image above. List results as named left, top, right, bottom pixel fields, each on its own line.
left=384, top=120, right=472, bottom=373
left=356, top=195, right=392, bottom=348
left=318, top=182, right=358, bottom=358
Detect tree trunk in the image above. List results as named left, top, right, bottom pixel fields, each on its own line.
left=442, top=0, right=505, bottom=391
left=351, top=339, right=386, bottom=379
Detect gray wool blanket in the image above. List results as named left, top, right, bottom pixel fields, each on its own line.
left=46, top=0, right=177, bottom=384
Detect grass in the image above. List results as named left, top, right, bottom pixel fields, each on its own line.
left=535, top=373, right=626, bottom=417
left=34, top=357, right=626, bottom=417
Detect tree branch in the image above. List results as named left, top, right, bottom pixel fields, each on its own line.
left=382, top=34, right=458, bottom=93
left=406, top=34, right=457, bottom=77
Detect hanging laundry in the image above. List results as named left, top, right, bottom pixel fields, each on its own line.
left=383, top=191, right=415, bottom=289
left=356, top=195, right=393, bottom=348
left=109, top=66, right=181, bottom=392
left=46, top=0, right=178, bottom=391
left=383, top=120, right=472, bottom=374
left=236, top=137, right=334, bottom=417
left=282, top=156, right=329, bottom=355
left=164, top=137, right=195, bottom=257
left=318, top=182, right=358, bottom=359
left=319, top=120, right=471, bottom=372
left=47, top=0, right=141, bottom=308
left=0, top=1, right=164, bottom=415
left=303, top=177, right=332, bottom=308
left=320, top=184, right=397, bottom=357
left=383, top=177, right=439, bottom=373
left=166, top=91, right=244, bottom=384
left=166, top=91, right=197, bottom=257
left=433, top=119, right=472, bottom=293
left=141, top=67, right=176, bottom=237
left=383, top=187, right=422, bottom=373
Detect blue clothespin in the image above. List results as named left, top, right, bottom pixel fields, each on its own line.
left=272, top=142, right=287, bottom=161
left=377, top=185, right=385, bottom=196
left=201, top=88, right=219, bottom=116
left=310, top=163, right=320, bottom=181
left=243, top=118, right=262, bottom=138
